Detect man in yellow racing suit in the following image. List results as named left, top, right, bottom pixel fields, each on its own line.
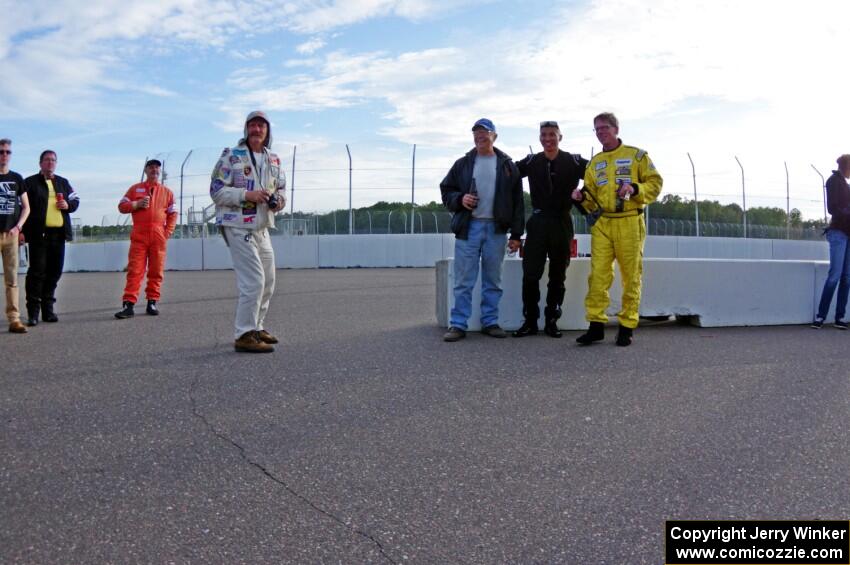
left=572, top=112, right=662, bottom=346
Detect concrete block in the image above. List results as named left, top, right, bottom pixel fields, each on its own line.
left=645, top=236, right=679, bottom=258
left=772, top=239, right=828, bottom=261
left=275, top=236, right=319, bottom=268
left=199, top=236, right=233, bottom=270
left=166, top=239, right=203, bottom=270
left=437, top=257, right=828, bottom=330
left=437, top=258, right=596, bottom=331
left=813, top=261, right=838, bottom=322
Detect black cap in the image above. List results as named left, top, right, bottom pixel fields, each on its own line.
left=145, top=159, right=162, bottom=168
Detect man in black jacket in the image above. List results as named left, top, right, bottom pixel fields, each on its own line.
left=812, top=153, right=850, bottom=329
left=439, top=118, right=524, bottom=342
left=513, top=121, right=587, bottom=338
left=23, top=150, right=80, bottom=325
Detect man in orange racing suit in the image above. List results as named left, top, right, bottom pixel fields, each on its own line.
left=114, top=159, right=177, bottom=319
left=572, top=112, right=662, bottom=347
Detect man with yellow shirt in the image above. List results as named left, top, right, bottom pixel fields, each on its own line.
left=572, top=113, right=662, bottom=346
left=23, top=150, right=80, bottom=326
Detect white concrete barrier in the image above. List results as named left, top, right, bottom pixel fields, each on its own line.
left=436, top=257, right=831, bottom=330
left=5, top=233, right=838, bottom=328
left=55, top=233, right=829, bottom=272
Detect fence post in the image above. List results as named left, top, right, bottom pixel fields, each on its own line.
left=179, top=150, right=193, bottom=238
left=734, top=156, right=747, bottom=238
left=432, top=211, right=438, bottom=233
left=289, top=145, right=297, bottom=221
left=687, top=152, right=699, bottom=237
left=784, top=161, right=790, bottom=239
left=811, top=164, right=827, bottom=223
left=410, top=144, right=416, bottom=234
left=345, top=144, right=352, bottom=235
left=388, top=210, right=393, bottom=234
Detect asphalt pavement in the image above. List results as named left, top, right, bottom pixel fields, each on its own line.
left=2, top=268, right=848, bottom=564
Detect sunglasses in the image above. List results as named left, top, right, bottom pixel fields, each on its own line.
left=0, top=150, right=11, bottom=155
left=539, top=121, right=559, bottom=128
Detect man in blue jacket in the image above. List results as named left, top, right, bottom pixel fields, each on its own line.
left=439, top=118, right=524, bottom=342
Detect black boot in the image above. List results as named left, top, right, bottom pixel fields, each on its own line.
left=576, top=322, right=605, bottom=345
left=543, top=318, right=562, bottom=338
left=41, top=303, right=58, bottom=323
left=146, top=300, right=159, bottom=316
left=616, top=325, right=633, bottom=347
left=513, top=320, right=538, bottom=337
left=115, top=301, right=135, bottom=319
left=26, top=305, right=39, bottom=327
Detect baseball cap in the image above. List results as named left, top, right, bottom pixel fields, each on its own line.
left=471, top=118, right=496, bottom=133
left=145, top=159, right=162, bottom=168
left=246, top=110, right=270, bottom=125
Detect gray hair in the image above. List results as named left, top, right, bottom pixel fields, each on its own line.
left=593, top=112, right=619, bottom=129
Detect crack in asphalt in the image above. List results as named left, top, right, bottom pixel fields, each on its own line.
left=188, top=376, right=397, bottom=564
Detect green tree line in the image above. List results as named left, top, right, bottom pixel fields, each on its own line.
left=79, top=194, right=826, bottom=236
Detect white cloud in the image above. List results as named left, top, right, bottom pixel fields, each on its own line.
left=284, top=57, right=323, bottom=68
left=212, top=0, right=850, bottom=218
left=7, top=0, right=850, bottom=220
left=233, top=49, right=265, bottom=60
left=286, top=0, right=491, bottom=33
left=0, top=0, right=477, bottom=122
left=296, top=37, right=326, bottom=55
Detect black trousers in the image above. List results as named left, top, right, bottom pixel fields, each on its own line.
left=521, top=214, right=571, bottom=322
left=26, top=229, right=66, bottom=311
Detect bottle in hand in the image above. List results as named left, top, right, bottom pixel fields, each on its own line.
left=469, top=178, right=478, bottom=209
left=615, top=179, right=625, bottom=213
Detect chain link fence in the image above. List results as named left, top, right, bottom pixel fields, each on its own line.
left=70, top=143, right=831, bottom=243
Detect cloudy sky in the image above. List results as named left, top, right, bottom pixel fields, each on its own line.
left=2, top=0, right=848, bottom=225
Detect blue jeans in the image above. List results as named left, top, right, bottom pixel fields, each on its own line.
left=817, top=228, right=850, bottom=321
left=451, top=219, right=507, bottom=330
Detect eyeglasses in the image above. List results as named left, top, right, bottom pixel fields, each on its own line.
left=540, top=121, right=559, bottom=128
left=594, top=125, right=613, bottom=133
left=0, top=150, right=11, bottom=155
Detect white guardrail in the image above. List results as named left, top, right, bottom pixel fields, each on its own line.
left=58, top=233, right=827, bottom=272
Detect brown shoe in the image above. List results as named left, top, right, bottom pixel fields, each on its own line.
left=8, top=321, right=27, bottom=334
left=235, top=331, right=274, bottom=353
left=257, top=330, right=278, bottom=344
left=481, top=325, right=508, bottom=338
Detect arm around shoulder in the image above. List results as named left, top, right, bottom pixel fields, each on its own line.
left=439, top=159, right=465, bottom=212
left=509, top=164, right=525, bottom=239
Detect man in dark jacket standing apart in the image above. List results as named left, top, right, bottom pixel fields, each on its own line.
left=513, top=121, right=587, bottom=338
left=440, top=118, right=524, bottom=342
left=23, top=150, right=80, bottom=325
left=812, top=154, right=850, bottom=329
